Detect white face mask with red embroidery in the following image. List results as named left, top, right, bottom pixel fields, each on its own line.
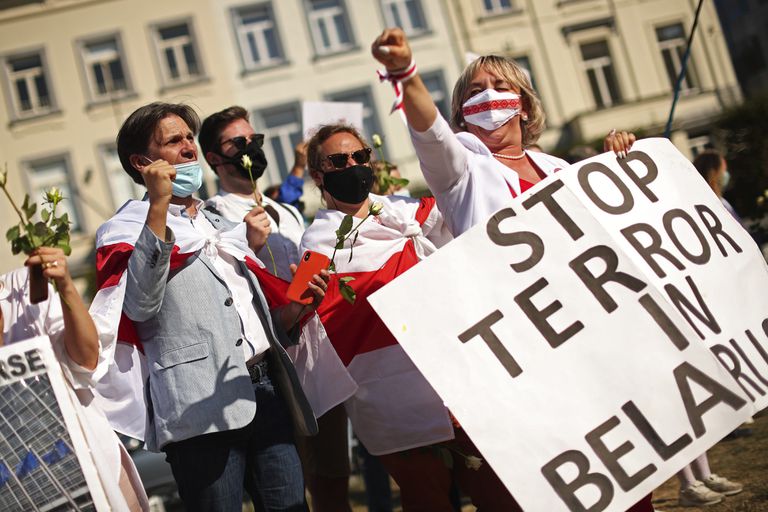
left=462, top=89, right=521, bottom=131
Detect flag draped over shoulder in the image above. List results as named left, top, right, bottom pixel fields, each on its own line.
left=300, top=194, right=455, bottom=455
left=90, top=200, right=354, bottom=441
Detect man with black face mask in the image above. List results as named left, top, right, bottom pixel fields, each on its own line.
left=200, top=106, right=305, bottom=281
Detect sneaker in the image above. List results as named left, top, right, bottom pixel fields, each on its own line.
left=703, top=474, right=744, bottom=496
left=679, top=481, right=724, bottom=507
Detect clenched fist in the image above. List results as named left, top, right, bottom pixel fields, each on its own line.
left=371, top=28, right=413, bottom=71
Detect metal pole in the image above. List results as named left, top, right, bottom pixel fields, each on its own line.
left=664, top=0, right=706, bottom=138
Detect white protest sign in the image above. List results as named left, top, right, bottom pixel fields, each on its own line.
left=554, top=140, right=768, bottom=410
left=301, top=101, right=363, bottom=140
left=0, top=337, right=109, bottom=510
left=368, top=139, right=760, bottom=512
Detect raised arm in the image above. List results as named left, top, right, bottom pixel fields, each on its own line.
left=371, top=28, right=470, bottom=196
left=123, top=159, right=176, bottom=322
left=278, top=142, right=308, bottom=206
left=371, top=28, right=437, bottom=132
left=26, top=247, right=99, bottom=370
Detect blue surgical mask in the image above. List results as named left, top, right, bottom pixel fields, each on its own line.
left=172, top=161, right=203, bottom=197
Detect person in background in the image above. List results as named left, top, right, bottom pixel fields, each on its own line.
left=371, top=27, right=651, bottom=512
left=694, top=149, right=740, bottom=222
left=372, top=160, right=411, bottom=197
left=278, top=142, right=309, bottom=215
left=1, top=248, right=148, bottom=511
left=200, top=106, right=305, bottom=281
left=263, top=185, right=281, bottom=201
left=201, top=106, right=353, bottom=512
left=672, top=149, right=746, bottom=507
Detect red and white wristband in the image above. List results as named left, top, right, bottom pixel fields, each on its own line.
left=377, top=59, right=418, bottom=113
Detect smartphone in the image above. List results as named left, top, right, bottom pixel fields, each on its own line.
left=286, top=250, right=330, bottom=304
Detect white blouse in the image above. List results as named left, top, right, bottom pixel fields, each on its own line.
left=0, top=268, right=148, bottom=511
left=409, top=114, right=569, bottom=237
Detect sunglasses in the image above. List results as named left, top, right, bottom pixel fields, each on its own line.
left=220, top=133, right=264, bottom=151
left=324, top=147, right=372, bottom=169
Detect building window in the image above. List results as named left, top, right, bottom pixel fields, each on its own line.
left=152, top=21, right=203, bottom=85
left=327, top=87, right=383, bottom=143
left=27, top=156, right=83, bottom=233
left=381, top=0, right=428, bottom=36
left=254, top=103, right=302, bottom=185
left=580, top=40, right=621, bottom=109
left=307, top=0, right=355, bottom=56
left=99, top=145, right=143, bottom=210
left=79, top=35, right=132, bottom=102
left=233, top=3, right=285, bottom=70
left=3, top=50, right=55, bottom=119
left=656, top=23, right=698, bottom=93
left=420, top=70, right=450, bottom=120
left=482, top=0, right=513, bottom=15
left=512, top=55, right=537, bottom=91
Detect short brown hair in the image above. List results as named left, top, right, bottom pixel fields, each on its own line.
left=306, top=124, right=369, bottom=173
left=693, top=149, right=724, bottom=180
left=116, top=102, right=200, bottom=185
left=450, top=55, right=545, bottom=147
left=199, top=106, right=250, bottom=166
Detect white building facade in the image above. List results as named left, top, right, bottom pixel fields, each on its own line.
left=0, top=0, right=741, bottom=284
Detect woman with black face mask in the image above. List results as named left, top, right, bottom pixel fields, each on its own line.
left=302, top=124, right=515, bottom=511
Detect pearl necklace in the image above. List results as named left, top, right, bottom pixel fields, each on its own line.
left=492, top=151, right=526, bottom=161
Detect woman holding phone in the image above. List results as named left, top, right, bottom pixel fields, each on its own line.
left=301, top=123, right=524, bottom=511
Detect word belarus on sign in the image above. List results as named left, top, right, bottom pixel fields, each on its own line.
left=0, top=337, right=109, bottom=511
left=368, top=138, right=763, bottom=512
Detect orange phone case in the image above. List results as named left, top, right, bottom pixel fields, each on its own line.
left=286, top=250, right=330, bottom=304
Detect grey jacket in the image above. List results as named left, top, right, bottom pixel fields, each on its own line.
left=123, top=209, right=316, bottom=451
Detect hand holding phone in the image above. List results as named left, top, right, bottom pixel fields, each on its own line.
left=287, top=250, right=330, bottom=305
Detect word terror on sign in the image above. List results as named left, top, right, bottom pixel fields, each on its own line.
left=460, top=151, right=744, bottom=380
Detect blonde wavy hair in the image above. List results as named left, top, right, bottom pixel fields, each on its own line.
left=450, top=55, right=545, bottom=147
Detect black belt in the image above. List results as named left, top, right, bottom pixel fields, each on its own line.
left=247, top=358, right=269, bottom=383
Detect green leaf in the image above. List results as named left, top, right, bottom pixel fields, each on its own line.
left=339, top=281, right=356, bottom=304
left=339, top=276, right=355, bottom=284
left=24, top=198, right=37, bottom=219
left=335, top=215, right=353, bottom=239
left=33, top=221, right=48, bottom=237
left=335, top=239, right=345, bottom=250
left=6, top=225, right=19, bottom=242
left=328, top=260, right=336, bottom=273
left=57, top=241, right=71, bottom=256
left=14, top=235, right=33, bottom=255
left=41, top=208, right=50, bottom=223
left=391, top=177, right=410, bottom=188
left=348, top=240, right=354, bottom=263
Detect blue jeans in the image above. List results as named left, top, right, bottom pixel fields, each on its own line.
left=164, top=366, right=307, bottom=512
